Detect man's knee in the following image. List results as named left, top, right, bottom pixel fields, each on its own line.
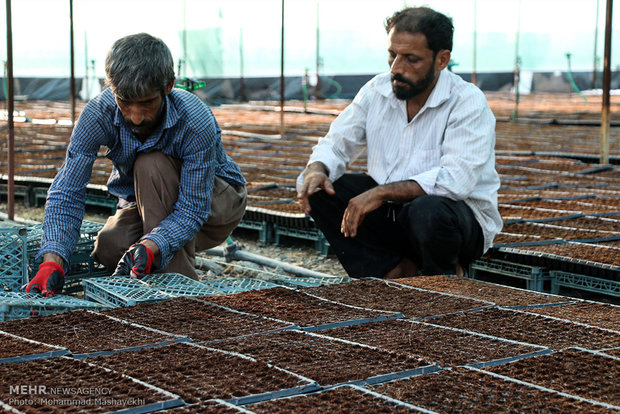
left=403, top=196, right=454, bottom=230
left=92, top=227, right=128, bottom=270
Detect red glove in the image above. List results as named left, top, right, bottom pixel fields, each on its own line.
left=112, top=242, right=154, bottom=279
left=26, top=261, right=65, bottom=296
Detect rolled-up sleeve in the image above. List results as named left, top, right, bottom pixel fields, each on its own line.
left=143, top=131, right=216, bottom=270
left=38, top=108, right=105, bottom=266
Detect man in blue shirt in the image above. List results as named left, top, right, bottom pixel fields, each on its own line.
left=26, top=33, right=246, bottom=295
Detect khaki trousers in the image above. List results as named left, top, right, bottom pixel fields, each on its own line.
left=92, top=151, right=246, bottom=279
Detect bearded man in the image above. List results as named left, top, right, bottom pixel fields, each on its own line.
left=297, top=7, right=502, bottom=278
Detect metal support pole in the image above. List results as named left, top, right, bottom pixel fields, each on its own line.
left=239, top=27, right=246, bottom=102
left=279, top=0, right=285, bottom=137
left=315, top=0, right=322, bottom=99
left=472, top=0, right=477, bottom=86
left=5, top=0, right=14, bottom=220
left=600, top=0, right=613, bottom=165
left=69, top=0, right=76, bottom=125
left=592, top=0, right=600, bottom=89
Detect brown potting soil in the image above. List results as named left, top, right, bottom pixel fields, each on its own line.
left=509, top=242, right=620, bottom=267
left=0, top=310, right=172, bottom=354
left=303, top=279, right=489, bottom=318
left=90, top=342, right=305, bottom=404
left=370, top=367, right=615, bottom=413
left=166, top=400, right=248, bottom=413
left=248, top=386, right=412, bottom=413
left=485, top=348, right=619, bottom=405
left=102, top=296, right=290, bottom=342
left=393, top=275, right=568, bottom=307
left=523, top=301, right=620, bottom=331
left=204, top=287, right=393, bottom=327
left=0, top=357, right=172, bottom=413
left=0, top=331, right=58, bottom=359
left=210, top=330, right=427, bottom=386
left=431, top=307, right=620, bottom=351
left=500, top=221, right=619, bottom=242
left=319, top=319, right=540, bottom=366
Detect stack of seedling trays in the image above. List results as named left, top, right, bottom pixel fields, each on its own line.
left=475, top=155, right=620, bottom=298
left=25, top=220, right=110, bottom=293
left=82, top=273, right=224, bottom=307
left=0, top=276, right=617, bottom=412
left=0, top=226, right=28, bottom=292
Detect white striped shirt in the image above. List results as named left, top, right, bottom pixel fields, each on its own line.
left=299, top=70, right=503, bottom=253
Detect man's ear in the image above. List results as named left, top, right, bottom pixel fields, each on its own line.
left=164, top=79, right=174, bottom=95
left=435, top=49, right=451, bottom=71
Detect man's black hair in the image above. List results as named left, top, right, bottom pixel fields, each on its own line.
left=105, top=33, right=175, bottom=100
left=385, top=7, right=454, bottom=55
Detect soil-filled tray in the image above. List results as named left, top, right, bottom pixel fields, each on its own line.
left=204, top=287, right=396, bottom=328
left=90, top=342, right=312, bottom=404
left=163, top=399, right=250, bottom=413
left=431, top=308, right=620, bottom=351
left=0, top=331, right=68, bottom=363
left=501, top=241, right=620, bottom=267
left=0, top=357, right=181, bottom=413
left=302, top=279, right=490, bottom=319
left=319, top=319, right=543, bottom=367
left=210, top=329, right=431, bottom=386
left=393, top=275, right=568, bottom=307
left=103, top=297, right=292, bottom=343
left=500, top=221, right=620, bottom=242
left=523, top=301, right=620, bottom=331
left=603, top=348, right=620, bottom=358
left=0, top=310, right=176, bottom=355
left=370, top=367, right=616, bottom=413
left=248, top=385, right=417, bottom=413
left=484, top=348, right=619, bottom=406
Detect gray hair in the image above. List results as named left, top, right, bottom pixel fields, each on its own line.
left=105, top=33, right=175, bottom=100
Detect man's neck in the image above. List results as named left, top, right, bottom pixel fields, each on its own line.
left=405, top=75, right=439, bottom=122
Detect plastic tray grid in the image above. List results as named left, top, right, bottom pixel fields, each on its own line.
left=550, top=270, right=620, bottom=297
left=83, top=274, right=225, bottom=307
left=235, top=218, right=274, bottom=243
left=470, top=257, right=550, bottom=292
left=0, top=291, right=105, bottom=321
left=271, top=275, right=353, bottom=288
left=82, top=277, right=175, bottom=307
left=0, top=227, right=27, bottom=291
left=202, top=277, right=280, bottom=294
left=273, top=224, right=330, bottom=256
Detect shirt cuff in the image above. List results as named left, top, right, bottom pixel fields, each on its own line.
left=307, top=149, right=346, bottom=184
left=141, top=233, right=172, bottom=270
left=36, top=243, right=71, bottom=274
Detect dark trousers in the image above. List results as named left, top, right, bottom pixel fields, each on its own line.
left=308, top=173, right=484, bottom=277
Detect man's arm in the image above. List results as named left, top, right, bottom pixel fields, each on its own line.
left=341, top=180, right=426, bottom=238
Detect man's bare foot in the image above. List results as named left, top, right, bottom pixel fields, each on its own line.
left=456, top=263, right=464, bottom=277
left=383, top=257, right=420, bottom=279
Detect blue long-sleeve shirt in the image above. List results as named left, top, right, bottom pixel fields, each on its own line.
left=38, top=88, right=245, bottom=270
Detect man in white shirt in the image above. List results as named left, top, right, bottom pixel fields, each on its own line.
left=297, top=6, right=502, bottom=278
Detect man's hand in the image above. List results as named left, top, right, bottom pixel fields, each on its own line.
left=113, top=242, right=154, bottom=279
left=341, top=187, right=384, bottom=238
left=297, top=162, right=335, bottom=214
left=26, top=261, right=65, bottom=296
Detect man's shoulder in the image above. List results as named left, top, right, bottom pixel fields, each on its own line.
left=445, top=71, right=486, bottom=101
left=83, top=88, right=116, bottom=115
